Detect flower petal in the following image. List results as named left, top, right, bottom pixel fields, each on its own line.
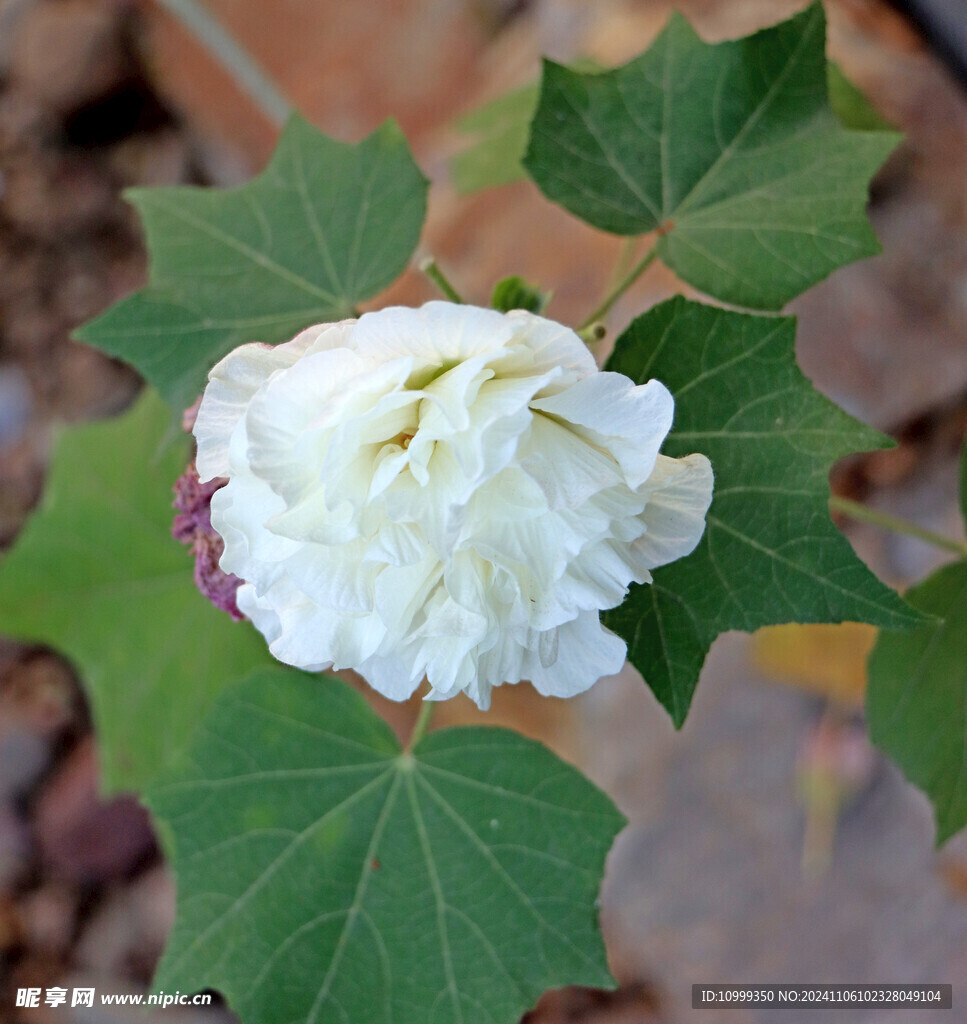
left=525, top=613, right=627, bottom=699
left=631, top=453, right=714, bottom=569
left=354, top=302, right=514, bottom=365
left=506, top=309, right=597, bottom=378
left=531, top=374, right=674, bottom=489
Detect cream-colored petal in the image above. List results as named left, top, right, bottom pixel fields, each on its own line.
left=244, top=347, right=399, bottom=503
left=354, top=302, right=514, bottom=365
left=526, top=613, right=627, bottom=698
left=355, top=653, right=424, bottom=702
left=633, top=453, right=714, bottom=570
left=506, top=309, right=597, bottom=378
left=195, top=335, right=314, bottom=481
left=531, top=374, right=674, bottom=489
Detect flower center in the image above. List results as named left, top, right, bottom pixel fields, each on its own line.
left=381, top=429, right=415, bottom=450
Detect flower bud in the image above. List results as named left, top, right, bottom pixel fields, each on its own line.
left=172, top=462, right=244, bottom=621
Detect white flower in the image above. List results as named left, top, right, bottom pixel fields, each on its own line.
left=194, top=302, right=713, bottom=709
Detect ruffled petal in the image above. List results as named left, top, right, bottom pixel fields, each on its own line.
left=632, top=453, right=714, bottom=570
left=353, top=302, right=514, bottom=366
left=244, top=348, right=404, bottom=504
left=520, top=413, right=625, bottom=509
left=531, top=374, right=674, bottom=489
left=525, top=613, right=627, bottom=699
left=354, top=652, right=424, bottom=702
left=281, top=537, right=377, bottom=615
left=211, top=470, right=300, bottom=590
left=506, top=309, right=597, bottom=378
left=241, top=574, right=383, bottom=672
left=195, top=332, right=318, bottom=481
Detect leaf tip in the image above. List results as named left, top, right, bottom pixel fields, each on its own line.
left=280, top=107, right=313, bottom=131
left=933, top=803, right=966, bottom=847
left=660, top=8, right=700, bottom=42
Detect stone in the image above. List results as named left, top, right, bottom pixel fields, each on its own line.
left=8, top=0, right=134, bottom=115
left=33, top=737, right=158, bottom=884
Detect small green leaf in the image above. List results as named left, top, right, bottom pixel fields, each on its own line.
left=0, top=391, right=274, bottom=790
left=523, top=4, right=900, bottom=309
left=827, top=61, right=895, bottom=132
left=491, top=274, right=551, bottom=314
left=868, top=560, right=967, bottom=843
left=148, top=668, right=624, bottom=1024
left=451, top=83, right=539, bottom=192
left=77, top=116, right=429, bottom=413
left=604, top=297, right=919, bottom=724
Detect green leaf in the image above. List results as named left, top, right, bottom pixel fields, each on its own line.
left=0, top=391, right=274, bottom=791
left=451, top=83, right=539, bottom=192
left=827, top=61, right=895, bottom=132
left=148, top=668, right=624, bottom=1024
left=868, top=560, right=967, bottom=843
left=491, top=274, right=551, bottom=314
left=603, top=297, right=920, bottom=724
left=523, top=3, right=900, bottom=309
left=450, top=60, right=603, bottom=194
left=77, top=116, right=429, bottom=414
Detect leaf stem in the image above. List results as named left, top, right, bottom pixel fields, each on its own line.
left=406, top=699, right=436, bottom=752
left=419, top=258, right=464, bottom=304
left=830, top=495, right=967, bottom=557
left=152, top=0, right=292, bottom=128
left=607, top=237, right=639, bottom=292
left=578, top=245, right=658, bottom=330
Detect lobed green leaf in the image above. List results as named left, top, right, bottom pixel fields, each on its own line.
left=523, top=3, right=900, bottom=309
left=451, top=83, right=539, bottom=193
left=868, top=561, right=967, bottom=843
left=0, top=391, right=274, bottom=791
left=604, top=297, right=920, bottom=724
left=77, top=116, right=429, bottom=414
left=148, top=668, right=624, bottom=1024
left=826, top=61, right=895, bottom=132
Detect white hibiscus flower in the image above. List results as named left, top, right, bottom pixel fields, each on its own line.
left=194, top=301, right=712, bottom=709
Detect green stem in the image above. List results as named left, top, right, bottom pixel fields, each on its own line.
left=419, top=258, right=464, bottom=304
left=830, top=495, right=967, bottom=557
left=153, top=0, right=292, bottom=127
left=406, top=699, right=436, bottom=752
left=607, top=237, right=639, bottom=292
left=578, top=246, right=658, bottom=330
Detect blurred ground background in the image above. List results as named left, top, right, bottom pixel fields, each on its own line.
left=1, top=0, right=966, bottom=1021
